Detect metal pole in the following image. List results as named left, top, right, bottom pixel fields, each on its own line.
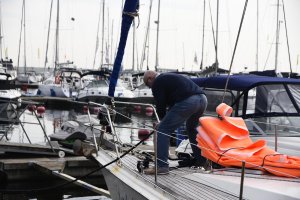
left=155, top=0, right=161, bottom=71
left=100, top=0, right=105, bottom=68
left=33, top=110, right=55, bottom=153
left=86, top=104, right=99, bottom=153
left=23, top=0, right=26, bottom=74
left=54, top=0, right=60, bottom=75
left=256, top=0, right=259, bottom=71
left=200, top=0, right=206, bottom=70
left=154, top=128, right=157, bottom=183
left=239, top=161, right=245, bottom=200
left=44, top=0, right=53, bottom=74
left=274, top=0, right=280, bottom=73
left=275, top=125, right=278, bottom=152
left=214, top=0, right=219, bottom=74
left=19, top=121, right=31, bottom=144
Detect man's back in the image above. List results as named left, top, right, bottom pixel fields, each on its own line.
left=152, top=73, right=205, bottom=118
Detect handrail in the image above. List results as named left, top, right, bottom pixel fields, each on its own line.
left=113, top=101, right=160, bottom=182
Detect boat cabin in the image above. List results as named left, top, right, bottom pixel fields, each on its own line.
left=193, top=75, right=300, bottom=136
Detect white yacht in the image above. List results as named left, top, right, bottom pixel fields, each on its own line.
left=38, top=68, right=83, bottom=98
left=0, top=59, right=17, bottom=80
left=77, top=77, right=134, bottom=103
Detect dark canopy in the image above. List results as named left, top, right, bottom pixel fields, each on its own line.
left=192, top=75, right=300, bottom=91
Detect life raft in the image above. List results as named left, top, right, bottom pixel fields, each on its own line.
left=196, top=103, right=300, bottom=178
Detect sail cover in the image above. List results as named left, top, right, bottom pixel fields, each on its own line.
left=108, top=0, right=139, bottom=97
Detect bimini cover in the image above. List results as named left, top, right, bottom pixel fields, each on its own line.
left=196, top=103, right=300, bottom=178
left=192, top=75, right=300, bottom=91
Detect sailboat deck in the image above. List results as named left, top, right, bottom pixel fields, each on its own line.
left=105, top=149, right=240, bottom=200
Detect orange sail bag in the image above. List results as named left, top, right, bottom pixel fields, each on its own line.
left=196, top=103, right=300, bottom=178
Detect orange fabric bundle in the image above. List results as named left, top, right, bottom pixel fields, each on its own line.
left=196, top=103, right=300, bottom=178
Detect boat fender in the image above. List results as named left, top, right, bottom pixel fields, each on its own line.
left=28, top=104, right=37, bottom=112
left=37, top=106, right=46, bottom=117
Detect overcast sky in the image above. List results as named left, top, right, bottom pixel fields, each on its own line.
left=1, top=0, right=300, bottom=73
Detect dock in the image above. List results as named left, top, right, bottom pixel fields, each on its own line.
left=0, top=154, right=109, bottom=197
left=0, top=141, right=62, bottom=156
left=21, top=96, right=77, bottom=110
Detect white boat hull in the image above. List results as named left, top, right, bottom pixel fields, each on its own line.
left=93, top=150, right=177, bottom=200
left=17, top=75, right=38, bottom=83
left=38, top=84, right=76, bottom=98
left=0, top=90, right=21, bottom=100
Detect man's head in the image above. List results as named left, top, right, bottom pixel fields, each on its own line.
left=143, top=70, right=157, bottom=88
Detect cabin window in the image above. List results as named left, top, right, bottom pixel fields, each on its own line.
left=249, top=84, right=296, bottom=115
left=246, top=84, right=299, bottom=135
left=246, top=88, right=256, bottom=114
left=202, top=89, right=234, bottom=114
left=287, top=84, right=300, bottom=109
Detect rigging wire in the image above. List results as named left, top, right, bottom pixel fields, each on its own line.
left=139, top=0, right=153, bottom=71
left=281, top=0, right=292, bottom=77
left=263, top=32, right=276, bottom=71
left=200, top=0, right=206, bottom=70
left=44, top=0, right=53, bottom=75
left=17, top=0, right=25, bottom=74
left=92, top=0, right=102, bottom=69
left=208, top=0, right=217, bottom=62
left=221, top=0, right=249, bottom=103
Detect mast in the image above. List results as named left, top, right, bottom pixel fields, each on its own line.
left=17, top=0, right=25, bottom=74
left=154, top=0, right=161, bottom=71
left=93, top=1, right=101, bottom=69
left=54, top=0, right=60, bottom=75
left=182, top=43, right=185, bottom=71
left=139, top=0, right=153, bottom=71
left=44, top=0, right=53, bottom=74
left=132, top=19, right=135, bottom=71
left=0, top=1, right=2, bottom=60
left=274, top=0, right=280, bottom=73
left=146, top=30, right=150, bottom=70
left=108, top=0, right=139, bottom=97
left=281, top=0, right=292, bottom=76
left=214, top=0, right=219, bottom=74
left=23, top=0, right=26, bottom=74
left=107, top=7, right=110, bottom=65
left=200, top=0, right=206, bottom=70
left=256, top=0, right=259, bottom=71
left=208, top=0, right=217, bottom=72
left=100, top=0, right=105, bottom=68
left=110, top=19, right=114, bottom=65
left=113, top=0, right=124, bottom=60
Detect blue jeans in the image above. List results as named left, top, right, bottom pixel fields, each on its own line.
left=156, top=94, right=207, bottom=168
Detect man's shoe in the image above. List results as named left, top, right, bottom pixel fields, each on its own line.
left=144, top=167, right=169, bottom=175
